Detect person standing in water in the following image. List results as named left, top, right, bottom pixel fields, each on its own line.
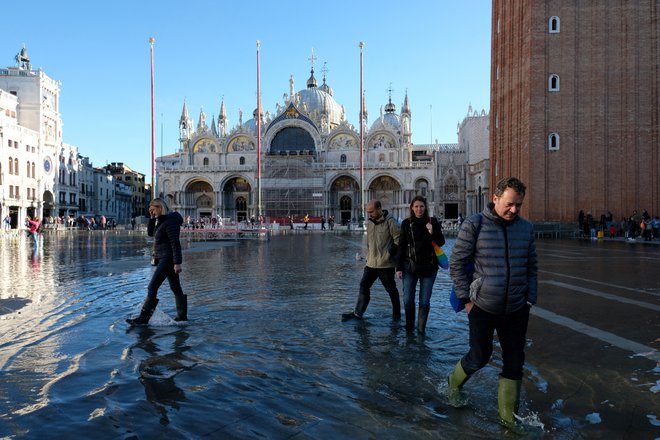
left=127, top=198, right=187, bottom=326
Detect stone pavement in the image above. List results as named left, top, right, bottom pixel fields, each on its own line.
left=523, top=238, right=659, bottom=437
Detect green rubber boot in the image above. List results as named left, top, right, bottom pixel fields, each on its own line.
left=447, top=360, right=470, bottom=407
left=498, top=377, right=527, bottom=435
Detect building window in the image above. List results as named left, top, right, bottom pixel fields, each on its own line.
left=32, top=162, right=35, bottom=178
left=549, top=16, right=560, bottom=33
left=14, top=158, right=18, bottom=175
left=549, top=132, right=560, bottom=151
left=378, top=153, right=385, bottom=162
left=549, top=74, right=560, bottom=91
left=239, top=156, right=245, bottom=165
left=8, top=157, right=13, bottom=174
left=27, top=162, right=30, bottom=177
left=340, top=154, right=347, bottom=164
left=9, top=185, right=13, bottom=198
left=203, top=157, right=209, bottom=166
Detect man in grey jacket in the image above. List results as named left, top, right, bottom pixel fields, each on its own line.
left=342, top=200, right=402, bottom=321
left=447, top=177, right=538, bottom=434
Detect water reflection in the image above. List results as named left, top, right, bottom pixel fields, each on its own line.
left=133, top=328, right=194, bottom=423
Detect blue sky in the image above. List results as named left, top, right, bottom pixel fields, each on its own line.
left=2, top=0, right=492, bottom=177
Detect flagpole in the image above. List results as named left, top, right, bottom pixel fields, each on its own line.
left=149, top=37, right=156, bottom=200
left=256, top=40, right=262, bottom=219
left=359, top=41, right=365, bottom=222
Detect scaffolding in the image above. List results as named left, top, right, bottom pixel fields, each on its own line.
left=261, top=155, right=325, bottom=216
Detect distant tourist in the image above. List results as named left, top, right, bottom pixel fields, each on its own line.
left=25, top=215, right=41, bottom=247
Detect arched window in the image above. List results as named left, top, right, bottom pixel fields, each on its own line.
left=340, top=154, right=347, bottom=164
left=14, top=158, right=18, bottom=176
left=203, top=157, right=209, bottom=166
left=549, top=74, right=560, bottom=92
left=378, top=153, right=385, bottom=162
left=32, top=162, right=35, bottom=178
left=8, top=157, right=13, bottom=175
left=549, top=132, right=560, bottom=151
left=444, top=177, right=458, bottom=199
left=549, top=16, right=560, bottom=33
left=239, top=156, right=245, bottom=165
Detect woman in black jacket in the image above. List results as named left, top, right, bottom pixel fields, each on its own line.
left=127, top=198, right=186, bottom=326
left=396, top=196, right=445, bottom=333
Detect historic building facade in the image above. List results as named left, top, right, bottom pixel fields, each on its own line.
left=0, top=47, right=145, bottom=226
left=157, top=66, right=441, bottom=224
left=490, top=1, right=659, bottom=222
left=0, top=46, right=80, bottom=224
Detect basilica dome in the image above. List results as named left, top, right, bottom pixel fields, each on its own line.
left=370, top=98, right=401, bottom=131
left=295, top=69, right=344, bottom=128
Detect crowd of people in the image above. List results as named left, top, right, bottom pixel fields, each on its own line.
left=578, top=209, right=660, bottom=241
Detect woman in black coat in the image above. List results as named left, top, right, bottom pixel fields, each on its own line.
left=396, top=196, right=445, bottom=333
left=127, top=198, right=186, bottom=326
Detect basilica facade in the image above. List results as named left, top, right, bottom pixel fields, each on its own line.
left=157, top=66, right=441, bottom=225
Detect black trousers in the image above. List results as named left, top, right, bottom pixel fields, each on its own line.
left=461, top=304, right=530, bottom=380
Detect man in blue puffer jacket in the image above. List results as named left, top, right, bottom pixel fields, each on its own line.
left=447, top=177, right=537, bottom=434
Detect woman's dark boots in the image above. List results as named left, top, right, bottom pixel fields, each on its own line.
left=126, top=297, right=159, bottom=326
left=404, top=307, right=415, bottom=331
left=417, top=306, right=430, bottom=334
left=174, top=294, right=188, bottom=322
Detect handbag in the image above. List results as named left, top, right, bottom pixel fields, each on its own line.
left=449, top=214, right=483, bottom=312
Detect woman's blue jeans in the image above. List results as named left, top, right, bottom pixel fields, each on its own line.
left=402, top=261, right=438, bottom=309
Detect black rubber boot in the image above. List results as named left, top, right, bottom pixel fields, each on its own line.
left=174, top=294, right=188, bottom=322
left=404, top=307, right=415, bottom=332
left=342, top=294, right=370, bottom=321
left=417, top=306, right=430, bottom=334
left=389, top=290, right=401, bottom=319
left=126, top=297, right=159, bottom=326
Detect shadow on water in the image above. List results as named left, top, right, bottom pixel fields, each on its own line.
left=0, top=231, right=647, bottom=438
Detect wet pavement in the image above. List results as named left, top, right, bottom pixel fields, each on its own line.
left=0, top=231, right=658, bottom=439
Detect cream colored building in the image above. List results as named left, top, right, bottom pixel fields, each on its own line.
left=157, top=65, right=438, bottom=224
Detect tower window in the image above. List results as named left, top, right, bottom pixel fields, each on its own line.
left=549, top=16, right=560, bottom=33
left=549, top=74, right=560, bottom=92
left=549, top=133, right=560, bottom=151
left=239, top=156, right=245, bottom=165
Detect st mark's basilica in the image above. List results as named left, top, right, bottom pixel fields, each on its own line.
left=156, top=58, right=483, bottom=225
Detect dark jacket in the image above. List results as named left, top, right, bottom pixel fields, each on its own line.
left=396, top=216, right=445, bottom=272
left=148, top=211, right=184, bottom=264
left=449, top=204, right=538, bottom=315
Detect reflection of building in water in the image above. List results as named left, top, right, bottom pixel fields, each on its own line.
left=157, top=55, right=486, bottom=223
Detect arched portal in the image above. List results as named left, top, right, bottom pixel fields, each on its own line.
left=330, top=175, right=359, bottom=225
left=368, top=176, right=401, bottom=211
left=184, top=180, right=215, bottom=219
left=223, top=177, right=251, bottom=222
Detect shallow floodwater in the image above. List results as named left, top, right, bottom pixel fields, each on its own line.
left=0, top=231, right=585, bottom=439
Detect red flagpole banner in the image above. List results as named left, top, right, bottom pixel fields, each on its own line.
left=149, top=37, right=155, bottom=199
